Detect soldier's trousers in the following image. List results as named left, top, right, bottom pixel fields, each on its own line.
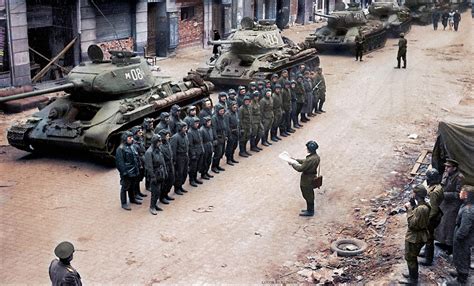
left=262, top=118, right=273, bottom=142
left=225, top=133, right=239, bottom=159
left=189, top=153, right=203, bottom=180
left=281, top=110, right=291, bottom=132
left=317, top=93, right=326, bottom=111
left=355, top=47, right=363, bottom=60
left=405, top=241, right=424, bottom=273
left=200, top=146, right=213, bottom=175
left=251, top=123, right=263, bottom=147
left=120, top=176, right=137, bottom=205
left=300, top=186, right=315, bottom=212
left=174, top=153, right=189, bottom=189
left=424, top=216, right=441, bottom=262
left=271, top=113, right=282, bottom=136
left=296, top=103, right=304, bottom=119
left=312, top=94, right=320, bottom=113
left=453, top=234, right=472, bottom=275
left=433, top=21, right=438, bottom=30
left=453, top=21, right=459, bottom=31
left=212, top=142, right=225, bottom=167
left=160, top=173, right=174, bottom=200
left=149, top=181, right=162, bottom=209
left=291, top=101, right=298, bottom=126
left=397, top=52, right=406, bottom=68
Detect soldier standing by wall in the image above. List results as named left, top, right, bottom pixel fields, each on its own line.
left=290, top=141, right=320, bottom=217
left=158, top=129, right=175, bottom=204
left=200, top=116, right=215, bottom=179
left=224, top=102, right=240, bottom=165
left=188, top=118, right=205, bottom=187
left=145, top=135, right=167, bottom=215
left=395, top=33, right=407, bottom=69
left=400, top=185, right=430, bottom=285
left=448, top=185, right=474, bottom=286
left=211, top=104, right=228, bottom=173
left=260, top=88, right=274, bottom=146
left=419, top=169, right=444, bottom=266
left=238, top=96, right=253, bottom=157
left=170, top=122, right=189, bottom=195
left=115, top=132, right=141, bottom=210
left=49, top=241, right=82, bottom=285
left=435, top=159, right=465, bottom=254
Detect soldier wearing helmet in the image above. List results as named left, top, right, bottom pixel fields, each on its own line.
left=419, top=169, right=444, bottom=266
left=116, top=131, right=141, bottom=210
left=170, top=122, right=190, bottom=195
left=238, top=95, right=253, bottom=157
left=145, top=134, right=167, bottom=215
left=290, top=140, right=320, bottom=217
left=395, top=32, right=407, bottom=69
left=236, top=85, right=247, bottom=107
left=49, top=241, right=82, bottom=285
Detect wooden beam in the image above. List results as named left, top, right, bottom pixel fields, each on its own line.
left=32, top=37, right=77, bottom=83
left=410, top=150, right=432, bottom=176
left=29, top=47, right=70, bottom=73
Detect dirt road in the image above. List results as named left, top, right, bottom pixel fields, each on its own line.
left=0, top=16, right=472, bottom=284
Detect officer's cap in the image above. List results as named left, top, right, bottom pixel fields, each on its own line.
left=444, top=158, right=459, bottom=167
left=54, top=241, right=75, bottom=259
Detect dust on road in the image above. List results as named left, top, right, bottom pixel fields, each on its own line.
left=0, top=14, right=472, bottom=284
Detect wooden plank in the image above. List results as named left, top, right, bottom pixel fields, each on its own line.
left=29, top=47, right=70, bottom=73
left=32, top=37, right=77, bottom=83
left=410, top=150, right=432, bottom=176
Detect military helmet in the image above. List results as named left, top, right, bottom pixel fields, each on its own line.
left=54, top=241, right=75, bottom=259
left=400, top=32, right=405, bottom=37
left=243, top=95, right=251, bottom=101
left=296, top=73, right=304, bottom=79
left=249, top=81, right=257, bottom=87
left=413, top=184, right=427, bottom=197
left=426, top=169, right=441, bottom=185
left=284, top=80, right=291, bottom=86
left=218, top=91, right=228, bottom=98
left=271, top=73, right=279, bottom=79
left=238, top=85, right=246, bottom=91
left=257, top=80, right=265, bottom=85
left=252, top=91, right=260, bottom=97
left=228, top=88, right=236, bottom=95
left=290, top=79, right=297, bottom=84
left=265, top=88, right=272, bottom=95
left=306, top=140, right=319, bottom=153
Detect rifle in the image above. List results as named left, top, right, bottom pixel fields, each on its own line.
left=312, top=80, right=322, bottom=92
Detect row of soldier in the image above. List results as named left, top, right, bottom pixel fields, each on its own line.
left=115, top=65, right=327, bottom=214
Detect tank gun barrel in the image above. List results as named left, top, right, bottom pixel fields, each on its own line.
left=207, top=39, right=245, bottom=45
left=314, top=12, right=338, bottom=19
left=0, top=82, right=76, bottom=103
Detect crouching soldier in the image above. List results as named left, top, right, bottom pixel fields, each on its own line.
left=400, top=185, right=430, bottom=285
left=145, top=135, right=167, bottom=215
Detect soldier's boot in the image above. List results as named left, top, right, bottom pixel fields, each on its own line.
left=216, top=165, right=226, bottom=171
left=189, top=177, right=198, bottom=187
left=149, top=208, right=157, bottom=215
left=137, top=192, right=148, bottom=197
left=395, top=59, right=401, bottom=69
left=399, top=266, right=418, bottom=285
left=239, top=142, right=249, bottom=157
left=250, top=137, right=260, bottom=152
left=270, top=130, right=278, bottom=142
left=318, top=103, right=326, bottom=113
left=211, top=166, right=220, bottom=174
left=195, top=177, right=203, bottom=184
left=201, top=173, right=210, bottom=180
left=160, top=198, right=170, bottom=204
left=255, top=137, right=263, bottom=150
left=155, top=205, right=163, bottom=211
left=122, top=204, right=132, bottom=211
left=231, top=156, right=239, bottom=164
left=180, top=186, right=188, bottom=193
left=226, top=156, right=235, bottom=166
left=175, top=186, right=184, bottom=195
left=300, top=203, right=314, bottom=217
left=165, top=195, right=175, bottom=201
left=205, top=172, right=214, bottom=178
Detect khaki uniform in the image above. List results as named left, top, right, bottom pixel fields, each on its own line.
left=250, top=100, right=264, bottom=139
left=405, top=202, right=430, bottom=270
left=292, top=153, right=320, bottom=212
left=424, top=184, right=444, bottom=262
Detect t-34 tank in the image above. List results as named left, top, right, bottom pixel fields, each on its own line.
left=404, top=0, right=435, bottom=24
left=0, top=45, right=213, bottom=160
left=304, top=4, right=388, bottom=53
left=367, top=0, right=412, bottom=36
left=198, top=17, right=319, bottom=86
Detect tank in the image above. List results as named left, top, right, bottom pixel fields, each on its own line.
left=1, top=45, right=213, bottom=160
left=367, top=0, right=412, bottom=36
left=197, top=17, right=319, bottom=86
left=404, top=0, right=434, bottom=24
left=304, top=4, right=388, bottom=53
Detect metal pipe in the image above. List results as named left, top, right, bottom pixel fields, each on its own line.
left=0, top=83, right=75, bottom=103
left=5, top=0, right=16, bottom=86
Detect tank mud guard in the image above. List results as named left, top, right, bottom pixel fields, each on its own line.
left=7, top=123, right=37, bottom=152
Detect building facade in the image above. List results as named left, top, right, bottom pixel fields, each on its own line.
left=1, top=0, right=336, bottom=87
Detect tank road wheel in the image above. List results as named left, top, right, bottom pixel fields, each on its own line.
left=104, top=133, right=121, bottom=162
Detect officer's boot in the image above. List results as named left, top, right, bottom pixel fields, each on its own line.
left=270, top=129, right=278, bottom=142
left=301, top=201, right=310, bottom=212
left=189, top=175, right=198, bottom=187
left=419, top=244, right=434, bottom=266
left=403, top=59, right=407, bottom=69
left=262, top=134, right=270, bottom=146
left=300, top=203, right=314, bottom=217
left=239, top=141, right=249, bottom=157
left=280, top=126, right=288, bottom=137
left=231, top=155, right=239, bottom=164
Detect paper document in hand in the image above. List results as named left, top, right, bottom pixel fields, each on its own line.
left=279, top=151, right=300, bottom=165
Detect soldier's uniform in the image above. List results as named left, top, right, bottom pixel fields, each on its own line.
left=144, top=135, right=167, bottom=214
left=168, top=104, right=183, bottom=135
left=142, top=118, right=155, bottom=149
left=396, top=34, right=407, bottom=68
left=236, top=86, right=247, bottom=107
left=271, top=85, right=284, bottom=140
left=198, top=102, right=213, bottom=126
left=238, top=96, right=253, bottom=157
left=314, top=70, right=326, bottom=113
left=199, top=117, right=215, bottom=179
left=158, top=129, right=175, bottom=203
left=154, top=112, right=170, bottom=134
left=291, top=148, right=320, bottom=216
left=183, top=106, right=198, bottom=129
left=280, top=81, right=293, bottom=134
left=224, top=102, right=240, bottom=164
left=249, top=92, right=264, bottom=152
left=49, top=241, right=82, bottom=286
left=294, top=75, right=307, bottom=122
left=115, top=132, right=141, bottom=209
left=403, top=185, right=430, bottom=284
left=422, top=182, right=444, bottom=264
left=355, top=34, right=364, bottom=61
left=170, top=122, right=189, bottom=195
left=211, top=104, right=228, bottom=172
left=259, top=89, right=274, bottom=146
left=187, top=118, right=205, bottom=186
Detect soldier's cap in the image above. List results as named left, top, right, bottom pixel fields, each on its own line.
left=290, top=79, right=297, bottom=84
left=296, top=73, right=304, bottom=79
left=215, top=103, right=225, bottom=111
left=218, top=91, right=228, bottom=98
left=249, top=81, right=257, bottom=87
left=413, top=184, right=427, bottom=197
left=229, top=100, right=238, bottom=107
left=316, top=67, right=323, bottom=71
left=264, top=79, right=271, bottom=84
left=228, top=89, right=236, bottom=95
left=203, top=116, right=212, bottom=122
left=193, top=117, right=201, bottom=123
left=284, top=80, right=291, bottom=86
left=444, top=158, right=459, bottom=167
left=177, top=122, right=187, bottom=129
left=462, top=185, right=474, bottom=193
left=171, top=104, right=181, bottom=112
left=400, top=32, right=405, bottom=37
left=265, top=88, right=272, bottom=94
left=306, top=140, right=319, bottom=153
left=151, top=134, right=162, bottom=144
left=160, top=112, right=170, bottom=118
left=238, top=85, right=246, bottom=91
left=281, top=70, right=288, bottom=74
left=271, top=73, right=279, bottom=78
left=304, top=70, right=310, bottom=75
left=243, top=95, right=252, bottom=101
left=188, top=106, right=197, bottom=111
left=158, top=129, right=170, bottom=137
left=252, top=91, right=260, bottom=97
left=257, top=81, right=264, bottom=85
left=274, top=83, right=282, bottom=89
left=54, top=241, right=75, bottom=259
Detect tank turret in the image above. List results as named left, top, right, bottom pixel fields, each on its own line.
left=367, top=0, right=412, bottom=35
left=4, top=45, right=213, bottom=160
left=198, top=17, right=319, bottom=86
left=304, top=5, right=388, bottom=53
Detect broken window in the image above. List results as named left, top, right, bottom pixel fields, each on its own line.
left=181, top=6, right=195, bottom=21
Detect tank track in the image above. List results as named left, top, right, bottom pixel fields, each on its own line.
left=7, top=123, right=36, bottom=152
left=363, top=29, right=388, bottom=53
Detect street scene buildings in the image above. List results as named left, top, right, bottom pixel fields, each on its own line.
left=0, top=0, right=473, bottom=284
